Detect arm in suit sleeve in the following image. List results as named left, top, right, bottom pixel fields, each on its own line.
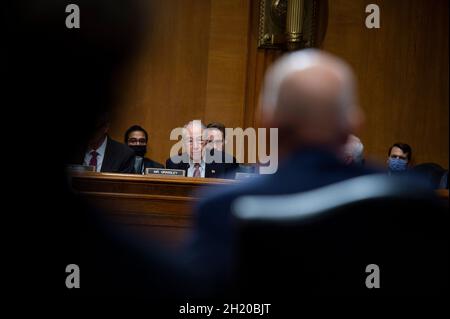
left=166, top=158, right=174, bottom=169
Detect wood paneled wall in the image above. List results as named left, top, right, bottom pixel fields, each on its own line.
left=109, top=0, right=448, bottom=168
left=320, top=0, right=449, bottom=167
left=109, top=0, right=250, bottom=165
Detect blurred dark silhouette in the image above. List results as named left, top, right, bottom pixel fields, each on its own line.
left=232, top=174, right=448, bottom=296
left=411, top=163, right=447, bottom=189
left=185, top=49, right=448, bottom=298
left=8, top=0, right=196, bottom=300
left=387, top=142, right=413, bottom=174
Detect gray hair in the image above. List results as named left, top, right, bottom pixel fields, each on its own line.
left=183, top=120, right=206, bottom=130
left=344, top=134, right=364, bottom=164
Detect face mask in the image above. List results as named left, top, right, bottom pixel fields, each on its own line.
left=388, top=158, right=408, bottom=172
left=130, top=145, right=147, bottom=157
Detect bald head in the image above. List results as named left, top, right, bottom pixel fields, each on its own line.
left=261, top=49, right=363, bottom=153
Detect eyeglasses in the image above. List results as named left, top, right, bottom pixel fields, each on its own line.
left=128, top=138, right=147, bottom=145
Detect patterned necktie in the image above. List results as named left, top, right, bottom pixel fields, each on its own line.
left=89, top=150, right=99, bottom=170
left=193, top=163, right=201, bottom=177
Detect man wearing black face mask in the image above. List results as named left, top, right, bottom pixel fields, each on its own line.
left=125, top=125, right=164, bottom=174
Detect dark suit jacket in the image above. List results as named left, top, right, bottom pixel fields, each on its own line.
left=185, top=147, right=381, bottom=291
left=165, top=150, right=238, bottom=179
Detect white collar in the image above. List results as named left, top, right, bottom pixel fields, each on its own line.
left=189, top=158, right=205, bottom=168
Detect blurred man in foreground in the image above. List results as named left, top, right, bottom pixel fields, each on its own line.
left=187, top=49, right=380, bottom=293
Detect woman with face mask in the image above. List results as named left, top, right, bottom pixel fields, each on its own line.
left=125, top=125, right=165, bottom=174
left=387, top=142, right=412, bottom=174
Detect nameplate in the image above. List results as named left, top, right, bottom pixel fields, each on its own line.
left=145, top=168, right=186, bottom=177
left=67, top=164, right=96, bottom=172
left=235, top=172, right=259, bottom=180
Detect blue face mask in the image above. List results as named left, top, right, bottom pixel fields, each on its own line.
left=388, top=158, right=408, bottom=172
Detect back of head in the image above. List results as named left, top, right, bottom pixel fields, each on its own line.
left=260, top=49, right=363, bottom=155
left=206, top=122, right=226, bottom=140
left=388, top=142, right=413, bottom=162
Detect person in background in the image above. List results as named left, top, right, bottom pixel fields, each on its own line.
left=80, top=113, right=135, bottom=173
left=186, top=49, right=380, bottom=293
left=206, top=122, right=226, bottom=152
left=410, top=162, right=448, bottom=189
left=387, top=142, right=412, bottom=174
left=125, top=125, right=164, bottom=174
left=342, top=134, right=364, bottom=165
left=206, top=122, right=239, bottom=175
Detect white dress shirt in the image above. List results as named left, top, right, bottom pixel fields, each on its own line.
left=187, top=160, right=206, bottom=178
left=83, top=136, right=108, bottom=172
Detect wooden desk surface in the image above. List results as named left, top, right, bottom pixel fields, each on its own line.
left=70, top=172, right=236, bottom=249
left=71, top=171, right=235, bottom=197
